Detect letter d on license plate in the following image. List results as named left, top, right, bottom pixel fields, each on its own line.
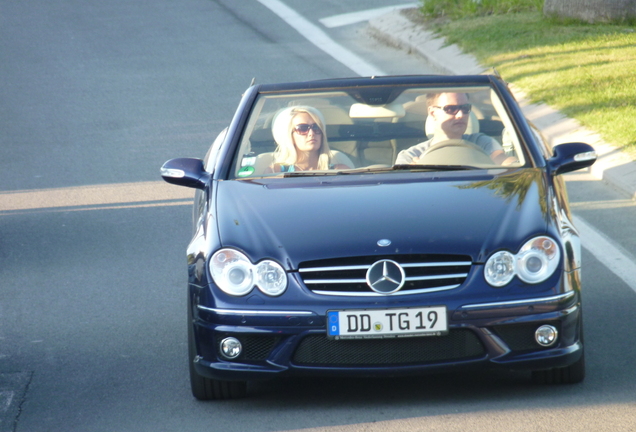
left=327, top=306, right=448, bottom=339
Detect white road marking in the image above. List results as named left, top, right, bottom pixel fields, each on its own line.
left=570, top=199, right=636, bottom=211
left=254, top=0, right=384, bottom=77
left=0, top=182, right=192, bottom=214
left=573, top=214, right=636, bottom=293
left=319, top=3, right=418, bottom=28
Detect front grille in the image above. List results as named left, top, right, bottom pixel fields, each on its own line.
left=299, top=254, right=472, bottom=296
left=493, top=322, right=561, bottom=351
left=292, top=329, right=485, bottom=366
left=215, top=334, right=279, bottom=362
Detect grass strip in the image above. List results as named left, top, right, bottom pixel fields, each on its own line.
left=416, top=10, right=636, bottom=154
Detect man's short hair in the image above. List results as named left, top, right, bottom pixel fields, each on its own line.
left=425, top=92, right=469, bottom=108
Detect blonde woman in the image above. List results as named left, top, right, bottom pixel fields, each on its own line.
left=268, top=106, right=351, bottom=172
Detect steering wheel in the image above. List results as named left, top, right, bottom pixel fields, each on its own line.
left=419, top=139, right=493, bottom=166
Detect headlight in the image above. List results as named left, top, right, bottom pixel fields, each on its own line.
left=484, top=251, right=515, bottom=287
left=209, top=249, right=288, bottom=296
left=210, top=249, right=254, bottom=296
left=516, top=236, right=560, bottom=284
left=485, top=236, right=561, bottom=287
left=255, top=260, right=287, bottom=296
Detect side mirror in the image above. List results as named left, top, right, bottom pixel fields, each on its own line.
left=160, top=158, right=209, bottom=189
left=547, top=143, right=597, bottom=176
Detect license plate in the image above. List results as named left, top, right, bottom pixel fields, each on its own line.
left=327, top=306, right=448, bottom=340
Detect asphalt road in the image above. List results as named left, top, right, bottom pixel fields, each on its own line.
left=1, top=1, right=635, bottom=431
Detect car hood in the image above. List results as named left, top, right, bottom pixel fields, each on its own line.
left=215, top=169, right=551, bottom=269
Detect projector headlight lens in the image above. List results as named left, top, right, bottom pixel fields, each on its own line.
left=485, top=236, right=560, bottom=287
left=516, top=237, right=560, bottom=284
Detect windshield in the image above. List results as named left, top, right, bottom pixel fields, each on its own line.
left=230, top=85, right=526, bottom=179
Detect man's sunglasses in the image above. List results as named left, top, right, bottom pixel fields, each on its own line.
left=432, top=104, right=472, bottom=115
left=293, top=123, right=323, bottom=135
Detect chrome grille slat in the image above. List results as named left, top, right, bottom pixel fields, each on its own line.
left=299, top=261, right=472, bottom=273
left=304, top=273, right=468, bottom=285
left=405, top=273, right=468, bottom=281
left=303, top=278, right=367, bottom=284
left=312, top=284, right=462, bottom=296
left=299, top=265, right=370, bottom=272
left=401, top=261, right=472, bottom=267
left=298, top=255, right=472, bottom=296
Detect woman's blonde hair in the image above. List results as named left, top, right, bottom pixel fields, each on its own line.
left=271, top=106, right=332, bottom=170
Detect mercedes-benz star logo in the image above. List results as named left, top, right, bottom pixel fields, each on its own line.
left=366, top=260, right=405, bottom=294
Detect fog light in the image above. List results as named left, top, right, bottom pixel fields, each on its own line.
left=220, top=337, right=242, bottom=359
left=535, top=325, right=558, bottom=347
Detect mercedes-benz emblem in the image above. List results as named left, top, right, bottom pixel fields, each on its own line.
left=366, top=260, right=405, bottom=294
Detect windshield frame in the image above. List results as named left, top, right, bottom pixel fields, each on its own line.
left=220, top=79, right=533, bottom=181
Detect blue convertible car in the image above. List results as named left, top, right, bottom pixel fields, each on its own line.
left=161, top=75, right=596, bottom=400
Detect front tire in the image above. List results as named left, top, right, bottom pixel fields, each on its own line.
left=531, top=350, right=585, bottom=384
left=532, top=311, right=586, bottom=385
left=188, top=303, right=247, bottom=400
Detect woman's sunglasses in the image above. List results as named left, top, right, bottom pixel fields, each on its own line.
left=432, top=104, right=472, bottom=115
left=293, top=123, right=323, bottom=135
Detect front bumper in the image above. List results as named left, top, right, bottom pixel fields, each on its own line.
left=191, top=291, right=583, bottom=382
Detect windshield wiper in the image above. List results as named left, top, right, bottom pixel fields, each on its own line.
left=282, top=164, right=482, bottom=177
left=391, top=164, right=481, bottom=171
left=282, top=171, right=340, bottom=177
left=337, top=164, right=481, bottom=174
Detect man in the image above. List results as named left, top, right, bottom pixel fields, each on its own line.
left=395, top=92, right=513, bottom=165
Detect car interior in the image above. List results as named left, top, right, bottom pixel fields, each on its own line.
left=232, top=86, right=524, bottom=178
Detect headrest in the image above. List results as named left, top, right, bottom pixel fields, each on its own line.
left=271, top=107, right=296, bottom=147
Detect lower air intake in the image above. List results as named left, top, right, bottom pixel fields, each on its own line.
left=292, top=329, right=484, bottom=366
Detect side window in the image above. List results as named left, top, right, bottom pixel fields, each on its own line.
left=530, top=126, right=553, bottom=159
left=489, top=89, right=525, bottom=165
left=204, top=128, right=228, bottom=172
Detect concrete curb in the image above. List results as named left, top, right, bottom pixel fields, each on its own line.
left=368, top=10, right=636, bottom=199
